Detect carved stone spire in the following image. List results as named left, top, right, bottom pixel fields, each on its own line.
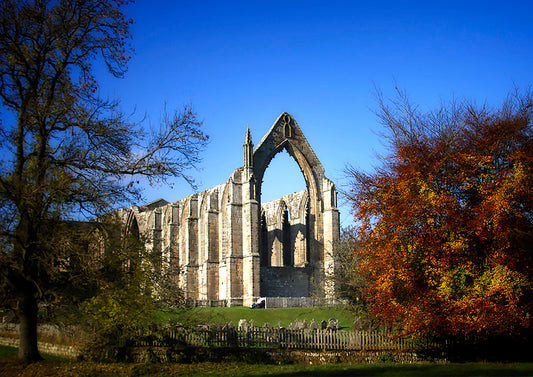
left=243, top=127, right=253, bottom=168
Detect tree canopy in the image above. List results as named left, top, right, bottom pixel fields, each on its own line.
left=0, top=0, right=207, bottom=363
left=345, top=89, right=533, bottom=337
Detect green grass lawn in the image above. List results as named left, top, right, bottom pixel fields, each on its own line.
left=1, top=347, right=533, bottom=377
left=0, top=345, right=67, bottom=361
left=152, top=306, right=356, bottom=329
left=0, top=344, right=17, bottom=357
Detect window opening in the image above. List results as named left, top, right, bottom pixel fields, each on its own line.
left=261, top=149, right=306, bottom=202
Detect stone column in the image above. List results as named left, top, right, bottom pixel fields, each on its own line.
left=205, top=194, right=219, bottom=300
left=242, top=128, right=260, bottom=306
left=242, top=174, right=260, bottom=307
left=322, top=181, right=340, bottom=298
left=226, top=177, right=243, bottom=305
left=184, top=196, right=199, bottom=299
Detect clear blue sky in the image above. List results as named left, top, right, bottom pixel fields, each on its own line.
left=96, top=0, right=532, bottom=228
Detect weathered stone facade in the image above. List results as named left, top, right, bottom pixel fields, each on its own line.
left=118, top=113, right=339, bottom=306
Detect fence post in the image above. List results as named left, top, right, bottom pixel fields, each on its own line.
left=113, top=326, right=428, bottom=354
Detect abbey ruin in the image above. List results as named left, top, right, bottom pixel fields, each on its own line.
left=117, top=113, right=340, bottom=307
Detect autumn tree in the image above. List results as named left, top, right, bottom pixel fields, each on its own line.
left=345, top=89, right=533, bottom=337
left=0, top=0, right=208, bottom=363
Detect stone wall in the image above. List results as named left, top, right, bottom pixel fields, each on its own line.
left=260, top=266, right=312, bottom=297
left=261, top=190, right=309, bottom=268
left=94, top=346, right=435, bottom=364
left=0, top=337, right=81, bottom=359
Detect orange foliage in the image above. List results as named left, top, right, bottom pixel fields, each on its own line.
left=346, top=90, right=533, bottom=336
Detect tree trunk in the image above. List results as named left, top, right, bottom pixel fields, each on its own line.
left=17, top=292, right=42, bottom=363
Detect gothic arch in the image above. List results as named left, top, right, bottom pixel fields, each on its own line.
left=276, top=200, right=288, bottom=226
left=219, top=182, right=231, bottom=261
left=253, top=113, right=325, bottom=214
left=298, top=192, right=310, bottom=220
left=87, top=221, right=111, bottom=260
left=120, top=210, right=141, bottom=273
left=253, top=113, right=327, bottom=265
left=124, top=210, right=140, bottom=243
left=274, top=200, right=291, bottom=267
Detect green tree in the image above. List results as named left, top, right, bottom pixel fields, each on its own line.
left=78, top=214, right=187, bottom=345
left=78, top=215, right=156, bottom=345
left=328, top=227, right=381, bottom=331
left=329, top=227, right=365, bottom=305
left=0, top=0, right=208, bottom=363
left=344, top=89, right=533, bottom=337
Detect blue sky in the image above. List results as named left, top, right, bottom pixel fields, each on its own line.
left=96, top=0, right=532, bottom=227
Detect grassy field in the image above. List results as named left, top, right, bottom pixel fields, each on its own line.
left=151, top=306, right=356, bottom=329
left=1, top=348, right=533, bottom=377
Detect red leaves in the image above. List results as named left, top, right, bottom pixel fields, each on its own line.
left=346, top=91, right=533, bottom=337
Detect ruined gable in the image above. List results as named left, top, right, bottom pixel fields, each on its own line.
left=118, top=113, right=340, bottom=306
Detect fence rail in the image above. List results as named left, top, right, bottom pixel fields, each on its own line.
left=128, top=327, right=437, bottom=351
left=185, top=297, right=348, bottom=308
left=264, top=297, right=348, bottom=308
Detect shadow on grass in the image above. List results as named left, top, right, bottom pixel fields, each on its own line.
left=3, top=345, right=533, bottom=377
left=0, top=345, right=17, bottom=357
left=0, top=345, right=68, bottom=361
left=250, top=363, right=533, bottom=377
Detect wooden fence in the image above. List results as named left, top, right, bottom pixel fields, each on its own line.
left=128, top=327, right=437, bottom=352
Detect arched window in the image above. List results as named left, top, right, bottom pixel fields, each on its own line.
left=283, top=113, right=293, bottom=138
left=123, top=215, right=141, bottom=277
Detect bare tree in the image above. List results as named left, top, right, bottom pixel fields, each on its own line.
left=0, top=0, right=208, bottom=363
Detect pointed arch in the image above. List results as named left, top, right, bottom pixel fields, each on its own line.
left=124, top=210, right=135, bottom=233
left=219, top=182, right=231, bottom=261
left=253, top=113, right=326, bottom=216
left=87, top=221, right=111, bottom=261
left=253, top=113, right=328, bottom=267
left=122, top=210, right=141, bottom=274
left=124, top=210, right=140, bottom=244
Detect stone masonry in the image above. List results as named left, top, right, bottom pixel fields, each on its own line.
left=116, top=113, right=340, bottom=306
